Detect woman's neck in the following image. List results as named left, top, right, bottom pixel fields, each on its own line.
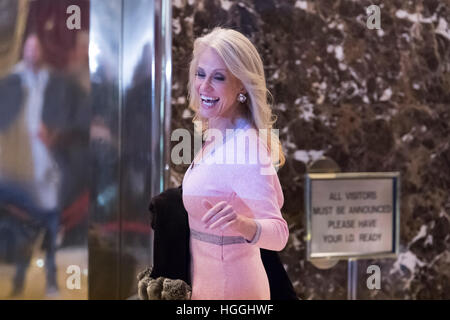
left=208, top=110, right=249, bottom=136
left=208, top=117, right=236, bottom=137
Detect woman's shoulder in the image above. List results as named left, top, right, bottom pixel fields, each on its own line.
left=236, top=125, right=271, bottom=152
left=221, top=127, right=273, bottom=174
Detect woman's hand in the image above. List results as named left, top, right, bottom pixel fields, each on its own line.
left=201, top=199, right=257, bottom=242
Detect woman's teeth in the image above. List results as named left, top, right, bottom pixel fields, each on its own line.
left=201, top=95, right=220, bottom=108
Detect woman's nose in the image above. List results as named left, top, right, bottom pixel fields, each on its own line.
left=200, top=77, right=213, bottom=92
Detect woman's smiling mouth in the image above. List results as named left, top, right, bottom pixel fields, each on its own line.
left=201, top=94, right=220, bottom=108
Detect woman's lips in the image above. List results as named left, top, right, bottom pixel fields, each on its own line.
left=200, top=94, right=220, bottom=109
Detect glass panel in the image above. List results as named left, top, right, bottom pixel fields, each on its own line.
left=88, top=0, right=168, bottom=299
left=120, top=0, right=154, bottom=300
left=0, top=0, right=170, bottom=300
left=0, top=0, right=90, bottom=299
left=87, top=0, right=121, bottom=300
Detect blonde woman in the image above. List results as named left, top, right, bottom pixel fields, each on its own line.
left=182, top=28, right=288, bottom=300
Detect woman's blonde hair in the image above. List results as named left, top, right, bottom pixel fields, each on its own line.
left=187, top=27, right=285, bottom=168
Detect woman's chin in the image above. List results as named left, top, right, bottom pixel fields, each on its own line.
left=200, top=104, right=218, bottom=118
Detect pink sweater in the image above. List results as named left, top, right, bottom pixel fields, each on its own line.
left=182, top=118, right=289, bottom=300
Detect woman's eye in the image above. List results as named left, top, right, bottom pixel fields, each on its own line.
left=214, top=75, right=225, bottom=81
left=196, top=72, right=205, bottom=78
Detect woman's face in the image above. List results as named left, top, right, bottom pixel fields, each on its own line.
left=194, top=47, right=243, bottom=120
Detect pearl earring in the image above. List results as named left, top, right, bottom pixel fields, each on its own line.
left=237, top=93, right=247, bottom=103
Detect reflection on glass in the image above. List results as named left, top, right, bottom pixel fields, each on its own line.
left=87, top=0, right=154, bottom=300
left=87, top=0, right=121, bottom=299
left=0, top=0, right=90, bottom=299
left=1, top=0, right=166, bottom=300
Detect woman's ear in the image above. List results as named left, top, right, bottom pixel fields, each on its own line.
left=237, top=80, right=246, bottom=95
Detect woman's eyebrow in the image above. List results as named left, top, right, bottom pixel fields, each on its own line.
left=197, top=66, right=227, bottom=73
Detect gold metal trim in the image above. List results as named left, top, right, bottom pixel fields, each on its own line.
left=0, top=0, right=29, bottom=77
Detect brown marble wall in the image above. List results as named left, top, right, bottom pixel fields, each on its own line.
left=169, top=0, right=450, bottom=299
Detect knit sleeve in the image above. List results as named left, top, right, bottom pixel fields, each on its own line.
left=229, top=137, right=288, bottom=251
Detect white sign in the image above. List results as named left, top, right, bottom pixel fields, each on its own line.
left=306, top=173, right=400, bottom=260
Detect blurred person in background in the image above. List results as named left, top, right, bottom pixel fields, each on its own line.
left=0, top=33, right=87, bottom=297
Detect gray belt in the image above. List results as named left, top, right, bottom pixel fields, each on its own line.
left=190, top=228, right=247, bottom=246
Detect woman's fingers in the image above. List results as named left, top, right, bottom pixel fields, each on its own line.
left=201, top=199, right=214, bottom=210
left=200, top=199, right=240, bottom=231
left=207, top=209, right=236, bottom=229
left=204, top=204, right=233, bottom=227
left=220, top=219, right=237, bottom=231
left=201, top=201, right=228, bottom=223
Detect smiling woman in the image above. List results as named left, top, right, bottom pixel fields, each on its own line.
left=188, top=28, right=285, bottom=166
left=182, top=27, right=289, bottom=300
left=194, top=47, right=245, bottom=120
